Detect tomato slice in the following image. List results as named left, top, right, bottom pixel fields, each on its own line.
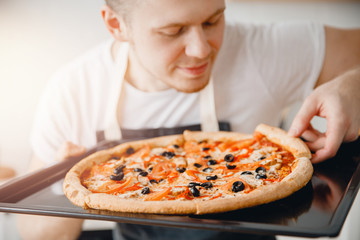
left=253, top=132, right=265, bottom=142
left=149, top=161, right=175, bottom=180
left=144, top=187, right=172, bottom=201
left=130, top=144, right=151, bottom=159
left=175, top=187, right=190, bottom=200
left=208, top=193, right=222, bottom=200
left=91, top=163, right=113, bottom=177
left=115, top=182, right=143, bottom=194
left=96, top=176, right=133, bottom=194
left=185, top=169, right=201, bottom=182
left=167, top=171, right=179, bottom=184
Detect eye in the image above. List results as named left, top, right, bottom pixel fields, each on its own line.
left=203, top=14, right=223, bottom=28
left=159, top=27, right=184, bottom=37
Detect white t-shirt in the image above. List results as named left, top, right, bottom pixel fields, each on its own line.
left=31, top=21, right=325, bottom=164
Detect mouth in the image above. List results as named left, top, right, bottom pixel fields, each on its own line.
left=178, top=62, right=209, bottom=76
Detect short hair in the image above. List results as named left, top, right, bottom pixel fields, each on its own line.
left=104, top=0, right=140, bottom=21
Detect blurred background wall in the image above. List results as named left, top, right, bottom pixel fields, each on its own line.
left=0, top=1, right=359, bottom=240
left=0, top=0, right=108, bottom=175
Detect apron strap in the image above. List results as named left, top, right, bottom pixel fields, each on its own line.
left=103, top=43, right=128, bottom=141
left=200, top=77, right=219, bottom=132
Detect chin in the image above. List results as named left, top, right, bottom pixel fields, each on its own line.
left=166, top=70, right=211, bottom=93
left=172, top=77, right=210, bottom=93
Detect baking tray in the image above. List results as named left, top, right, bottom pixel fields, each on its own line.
left=0, top=138, right=359, bottom=238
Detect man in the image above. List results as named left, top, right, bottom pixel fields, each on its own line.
left=17, top=0, right=360, bottom=239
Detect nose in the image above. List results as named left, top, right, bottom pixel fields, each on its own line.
left=185, top=26, right=211, bottom=59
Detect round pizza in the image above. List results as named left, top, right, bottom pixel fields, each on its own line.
left=63, top=124, right=313, bottom=215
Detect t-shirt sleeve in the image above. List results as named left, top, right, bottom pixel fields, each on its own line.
left=30, top=70, right=75, bottom=165
left=248, top=21, right=325, bottom=108
left=30, top=40, right=116, bottom=166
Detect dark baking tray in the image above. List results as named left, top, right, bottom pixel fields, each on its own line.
left=0, top=138, right=359, bottom=238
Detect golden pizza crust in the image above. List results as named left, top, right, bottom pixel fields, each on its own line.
left=255, top=124, right=311, bottom=158
left=63, top=124, right=313, bottom=214
left=85, top=194, right=198, bottom=214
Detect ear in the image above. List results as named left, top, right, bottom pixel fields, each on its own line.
left=101, top=5, right=129, bottom=42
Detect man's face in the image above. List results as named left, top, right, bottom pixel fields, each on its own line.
left=125, top=0, right=226, bottom=93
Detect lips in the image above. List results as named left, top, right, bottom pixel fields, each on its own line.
left=178, top=62, right=209, bottom=76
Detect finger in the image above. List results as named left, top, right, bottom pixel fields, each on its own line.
left=288, top=98, right=318, bottom=137
left=301, top=127, right=323, bottom=142
left=312, top=149, right=333, bottom=163
left=311, top=119, right=345, bottom=163
left=306, top=135, right=326, bottom=152
left=67, top=143, right=87, bottom=157
left=56, top=142, right=86, bottom=162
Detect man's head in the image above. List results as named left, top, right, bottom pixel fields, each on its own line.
left=102, top=0, right=226, bottom=93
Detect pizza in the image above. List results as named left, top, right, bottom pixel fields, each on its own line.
left=63, top=124, right=313, bottom=215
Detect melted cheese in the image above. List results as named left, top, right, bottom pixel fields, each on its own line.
left=82, top=135, right=295, bottom=201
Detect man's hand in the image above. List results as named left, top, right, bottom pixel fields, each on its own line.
left=289, top=67, right=360, bottom=163
left=56, top=141, right=87, bottom=162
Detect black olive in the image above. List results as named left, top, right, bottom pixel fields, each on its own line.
left=224, top=154, right=234, bottom=162
left=148, top=167, right=153, bottom=172
left=194, top=163, right=202, bottom=168
left=176, top=167, right=186, bottom=173
left=207, top=160, right=217, bottom=165
left=141, top=187, right=150, bottom=194
left=161, top=151, right=175, bottom=159
left=241, top=171, right=253, bottom=175
left=134, top=168, right=144, bottom=172
left=173, top=144, right=179, bottom=148
left=126, top=147, right=135, bottom=155
left=150, top=179, right=158, bottom=184
left=203, top=167, right=213, bottom=173
left=206, top=175, right=218, bottom=181
left=226, top=163, right=236, bottom=169
left=159, top=178, right=164, bottom=182
left=203, top=155, right=212, bottom=159
left=110, top=172, right=124, bottom=181
left=256, top=173, right=267, bottom=179
left=113, top=165, right=125, bottom=174
left=189, top=187, right=200, bottom=197
left=201, top=182, right=213, bottom=189
left=258, top=156, right=266, bottom=161
left=231, top=181, right=245, bottom=192
left=188, top=182, right=201, bottom=187
left=139, top=171, right=148, bottom=177
left=255, top=166, right=266, bottom=174
left=202, top=147, right=210, bottom=151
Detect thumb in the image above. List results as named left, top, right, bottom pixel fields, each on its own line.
left=288, top=98, right=318, bottom=137
left=56, top=142, right=86, bottom=162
